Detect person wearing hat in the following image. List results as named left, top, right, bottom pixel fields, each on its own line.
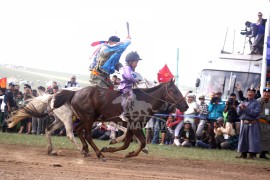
left=118, top=51, right=142, bottom=121
left=173, top=92, right=198, bottom=146
left=89, top=35, right=131, bottom=89
left=236, top=88, right=261, bottom=159
left=256, top=87, right=270, bottom=159
left=65, top=75, right=80, bottom=88
left=213, top=117, right=225, bottom=149
left=178, top=120, right=196, bottom=147
left=207, top=91, right=226, bottom=124
left=196, top=95, right=209, bottom=139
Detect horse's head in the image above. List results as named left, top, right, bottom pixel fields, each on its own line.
left=164, top=79, right=188, bottom=112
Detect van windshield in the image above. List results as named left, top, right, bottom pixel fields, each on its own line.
left=198, top=70, right=261, bottom=100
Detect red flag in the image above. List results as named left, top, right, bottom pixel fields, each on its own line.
left=0, top=77, right=7, bottom=88
left=157, top=64, right=174, bottom=83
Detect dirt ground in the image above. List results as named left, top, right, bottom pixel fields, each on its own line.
left=0, top=144, right=270, bottom=180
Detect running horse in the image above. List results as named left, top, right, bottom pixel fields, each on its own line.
left=53, top=79, right=188, bottom=160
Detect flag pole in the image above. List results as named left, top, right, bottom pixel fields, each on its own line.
left=176, top=48, right=179, bottom=87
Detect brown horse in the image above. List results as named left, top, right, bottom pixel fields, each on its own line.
left=53, top=79, right=188, bottom=160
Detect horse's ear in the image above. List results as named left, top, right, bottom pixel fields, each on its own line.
left=170, top=78, right=175, bottom=84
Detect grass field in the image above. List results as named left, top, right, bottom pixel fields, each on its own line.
left=1, top=132, right=269, bottom=166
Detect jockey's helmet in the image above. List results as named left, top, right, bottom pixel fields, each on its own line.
left=125, top=51, right=142, bottom=62
left=108, top=36, right=120, bottom=43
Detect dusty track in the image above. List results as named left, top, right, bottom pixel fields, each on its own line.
left=0, top=144, right=270, bottom=180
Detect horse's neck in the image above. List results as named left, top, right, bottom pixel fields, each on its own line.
left=136, top=86, right=166, bottom=111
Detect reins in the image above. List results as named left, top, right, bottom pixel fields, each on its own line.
left=134, top=83, right=185, bottom=106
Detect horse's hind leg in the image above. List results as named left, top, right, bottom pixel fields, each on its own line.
left=53, top=104, right=82, bottom=155
left=101, top=129, right=133, bottom=153
left=125, top=129, right=146, bottom=158
left=84, top=121, right=106, bottom=161
left=75, top=121, right=90, bottom=157
left=45, top=119, right=64, bottom=156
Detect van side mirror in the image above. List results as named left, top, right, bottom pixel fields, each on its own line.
left=195, top=78, right=200, bottom=87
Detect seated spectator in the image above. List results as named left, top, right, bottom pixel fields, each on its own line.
left=179, top=121, right=196, bottom=147
left=172, top=109, right=184, bottom=146
left=196, top=122, right=216, bottom=149
left=91, top=122, right=111, bottom=140
left=213, top=117, right=225, bottom=149
left=165, top=115, right=175, bottom=145
left=219, top=119, right=239, bottom=150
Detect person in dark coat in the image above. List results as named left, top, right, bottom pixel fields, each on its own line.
left=236, top=88, right=261, bottom=159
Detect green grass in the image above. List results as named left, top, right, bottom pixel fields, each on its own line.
left=1, top=132, right=270, bottom=166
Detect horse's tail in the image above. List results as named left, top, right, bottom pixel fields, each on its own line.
left=7, top=95, right=52, bottom=128
left=22, top=102, right=49, bottom=118
left=53, top=90, right=76, bottom=108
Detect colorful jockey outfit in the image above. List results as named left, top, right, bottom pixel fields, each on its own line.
left=118, top=51, right=142, bottom=121
left=89, top=36, right=131, bottom=88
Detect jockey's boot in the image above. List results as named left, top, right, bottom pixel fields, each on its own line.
left=119, top=113, right=129, bottom=122
left=235, top=152, right=247, bottom=159
left=173, top=136, right=181, bottom=146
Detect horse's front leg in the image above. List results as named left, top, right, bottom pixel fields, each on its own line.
left=125, top=129, right=146, bottom=158
left=45, top=119, right=63, bottom=156
left=108, top=122, right=127, bottom=145
left=101, top=129, right=133, bottom=153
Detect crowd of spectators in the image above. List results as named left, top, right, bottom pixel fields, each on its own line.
left=146, top=85, right=270, bottom=160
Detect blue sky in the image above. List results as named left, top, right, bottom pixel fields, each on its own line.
left=0, top=0, right=269, bottom=86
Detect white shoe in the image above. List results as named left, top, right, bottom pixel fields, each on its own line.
left=173, top=139, right=181, bottom=146
left=119, top=114, right=129, bottom=122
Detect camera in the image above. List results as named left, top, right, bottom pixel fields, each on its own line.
left=240, top=30, right=251, bottom=36
left=228, top=98, right=234, bottom=105
left=211, top=97, right=218, bottom=103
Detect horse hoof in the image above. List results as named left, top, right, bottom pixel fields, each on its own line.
left=100, top=158, right=107, bottom=162
left=125, top=154, right=131, bottom=158
left=109, top=139, right=117, bottom=145
left=82, top=152, right=90, bottom=157
left=50, top=151, right=58, bottom=156
left=142, top=149, right=149, bottom=154
left=101, top=147, right=107, bottom=152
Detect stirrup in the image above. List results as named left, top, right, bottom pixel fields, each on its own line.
left=119, top=114, right=129, bottom=122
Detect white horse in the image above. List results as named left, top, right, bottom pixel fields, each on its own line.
left=7, top=89, right=85, bottom=156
